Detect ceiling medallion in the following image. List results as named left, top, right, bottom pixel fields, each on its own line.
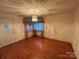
left=35, top=0, right=48, bottom=3
left=24, top=0, right=33, bottom=3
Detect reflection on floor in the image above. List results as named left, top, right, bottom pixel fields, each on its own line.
left=0, top=36, right=76, bottom=59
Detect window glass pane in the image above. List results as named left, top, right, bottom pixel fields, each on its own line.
left=25, top=24, right=33, bottom=31
left=34, top=23, right=43, bottom=31
left=3, top=23, right=9, bottom=32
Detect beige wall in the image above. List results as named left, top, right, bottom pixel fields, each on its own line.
left=44, top=6, right=79, bottom=59
left=72, top=6, right=79, bottom=59
left=0, top=16, right=25, bottom=48
left=44, top=11, right=74, bottom=42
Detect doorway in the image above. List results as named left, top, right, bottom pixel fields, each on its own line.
left=23, top=16, right=44, bottom=38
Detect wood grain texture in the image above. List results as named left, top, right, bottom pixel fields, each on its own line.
left=0, top=36, right=76, bottom=59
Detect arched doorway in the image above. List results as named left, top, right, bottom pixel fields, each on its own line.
left=23, top=16, right=44, bottom=38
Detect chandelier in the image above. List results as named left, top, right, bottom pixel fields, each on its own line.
left=32, top=15, right=38, bottom=22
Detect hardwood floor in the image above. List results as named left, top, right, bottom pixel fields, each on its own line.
left=0, top=36, right=76, bottom=59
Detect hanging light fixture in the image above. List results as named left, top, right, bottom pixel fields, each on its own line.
left=32, top=15, right=38, bottom=22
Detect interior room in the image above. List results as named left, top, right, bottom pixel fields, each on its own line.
left=0, top=0, right=79, bottom=59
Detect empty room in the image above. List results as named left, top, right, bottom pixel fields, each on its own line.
left=0, top=0, right=79, bottom=59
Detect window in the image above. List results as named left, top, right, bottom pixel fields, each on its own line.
left=26, top=23, right=43, bottom=31
left=3, top=23, right=9, bottom=32
left=25, top=24, right=33, bottom=31
left=34, top=23, right=43, bottom=31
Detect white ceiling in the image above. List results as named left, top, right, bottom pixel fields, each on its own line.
left=0, top=0, right=79, bottom=18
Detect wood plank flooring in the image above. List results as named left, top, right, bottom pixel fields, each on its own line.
left=0, top=36, right=76, bottom=59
